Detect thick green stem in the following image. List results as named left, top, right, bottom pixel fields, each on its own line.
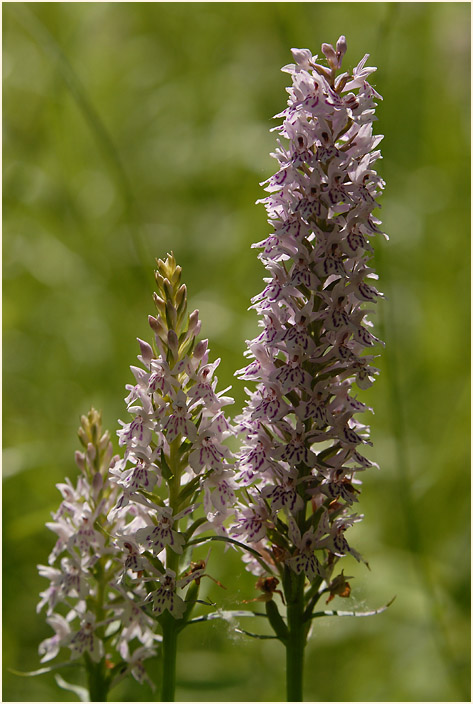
left=85, top=559, right=109, bottom=702
left=86, top=657, right=109, bottom=702
left=286, top=624, right=305, bottom=702
left=285, top=571, right=307, bottom=702
left=159, top=438, right=182, bottom=702
left=160, top=613, right=179, bottom=702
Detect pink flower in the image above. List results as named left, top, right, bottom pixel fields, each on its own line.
left=148, top=569, right=186, bottom=618
left=162, top=390, right=197, bottom=443
left=37, top=410, right=157, bottom=673
left=38, top=613, right=72, bottom=663
left=232, top=37, right=384, bottom=587
left=63, top=612, right=104, bottom=663
left=135, top=506, right=189, bottom=555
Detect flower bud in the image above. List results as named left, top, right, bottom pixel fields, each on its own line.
left=78, top=427, right=88, bottom=447
left=137, top=338, right=154, bottom=366
left=336, top=35, right=347, bottom=66
left=75, top=450, right=85, bottom=472
left=164, top=251, right=176, bottom=276
left=335, top=73, right=349, bottom=92
left=321, top=42, right=337, bottom=69
left=176, top=290, right=188, bottom=324
left=312, top=62, right=333, bottom=81
left=149, top=314, right=166, bottom=338
left=92, top=471, right=103, bottom=499
left=163, top=277, right=174, bottom=302
left=102, top=442, right=114, bottom=472
left=98, top=430, right=111, bottom=453
left=187, top=309, right=200, bottom=336
left=166, top=301, right=178, bottom=331
left=176, top=284, right=187, bottom=309
left=148, top=314, right=159, bottom=332
left=154, top=270, right=165, bottom=292
left=193, top=338, right=208, bottom=359
left=167, top=329, right=179, bottom=357
left=153, top=293, right=166, bottom=318
left=87, top=442, right=96, bottom=463
left=290, top=48, right=313, bottom=68
left=171, top=265, right=182, bottom=286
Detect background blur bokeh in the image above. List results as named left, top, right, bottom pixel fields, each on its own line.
left=3, top=2, right=470, bottom=701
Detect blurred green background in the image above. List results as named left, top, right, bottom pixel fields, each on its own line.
left=3, top=2, right=470, bottom=701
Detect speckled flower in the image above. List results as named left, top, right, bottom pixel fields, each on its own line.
left=233, top=37, right=384, bottom=597
left=37, top=410, right=157, bottom=692
left=111, top=255, right=236, bottom=558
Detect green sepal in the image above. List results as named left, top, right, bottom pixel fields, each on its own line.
left=175, top=283, right=187, bottom=309
left=179, top=438, right=193, bottom=454
left=178, top=334, right=195, bottom=360
left=265, top=599, right=289, bottom=642
left=177, top=476, right=201, bottom=507
left=268, top=515, right=291, bottom=546
left=184, top=516, right=207, bottom=541
left=307, top=505, right=324, bottom=532
left=145, top=552, right=166, bottom=575
left=163, top=277, right=174, bottom=302
left=160, top=450, right=173, bottom=481
left=153, top=293, right=167, bottom=318
left=154, top=270, right=166, bottom=293
left=316, top=444, right=341, bottom=465
left=170, top=264, right=182, bottom=286
left=165, top=345, right=174, bottom=367
left=176, top=290, right=187, bottom=322
left=138, top=488, right=166, bottom=508
left=165, top=300, right=177, bottom=330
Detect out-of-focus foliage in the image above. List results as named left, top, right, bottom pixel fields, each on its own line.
left=3, top=2, right=470, bottom=701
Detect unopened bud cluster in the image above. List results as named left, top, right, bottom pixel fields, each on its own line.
left=110, top=253, right=235, bottom=619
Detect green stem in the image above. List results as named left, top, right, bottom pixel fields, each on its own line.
left=285, top=571, right=306, bottom=702
left=85, top=656, right=109, bottom=702
left=160, top=613, right=179, bottom=702
left=159, top=437, right=182, bottom=701
left=84, top=558, right=110, bottom=701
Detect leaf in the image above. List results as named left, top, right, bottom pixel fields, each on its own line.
left=10, top=661, right=82, bottom=677
left=186, top=609, right=267, bottom=625
left=137, top=488, right=165, bottom=508
left=310, top=596, right=396, bottom=620
left=234, top=628, right=278, bottom=640
left=265, top=599, right=289, bottom=641
left=177, top=476, right=201, bottom=506
left=55, top=674, right=89, bottom=702
left=187, top=609, right=275, bottom=640
left=186, top=535, right=272, bottom=574
left=159, top=449, right=173, bottom=481
left=183, top=515, right=207, bottom=541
